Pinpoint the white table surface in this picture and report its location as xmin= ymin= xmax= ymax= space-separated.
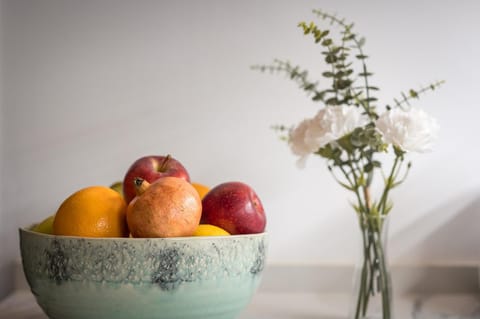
xmin=1 ymin=289 xmax=480 ymax=319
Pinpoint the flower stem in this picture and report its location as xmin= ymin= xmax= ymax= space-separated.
xmin=355 ymin=225 xmax=369 ymax=319
xmin=354 ymin=214 xmax=391 ymax=319
xmin=374 ymin=231 xmax=391 ymax=319
xmin=378 ymin=155 xmax=400 ymax=215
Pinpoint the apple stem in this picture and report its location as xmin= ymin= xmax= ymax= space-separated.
xmin=133 ymin=177 xmax=150 ymax=196
xmin=158 ymin=154 xmax=172 ymax=172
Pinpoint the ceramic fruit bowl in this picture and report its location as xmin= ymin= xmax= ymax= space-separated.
xmin=19 ymin=228 xmax=267 ymax=319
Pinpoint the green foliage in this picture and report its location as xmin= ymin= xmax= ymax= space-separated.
xmin=251 ymin=60 xmax=324 ymax=101
xmin=390 ymin=80 xmax=445 ymax=109
xmin=253 ymin=9 xmax=442 ymax=219
xmin=254 ymin=10 xmax=381 ymax=120
xmin=271 ymin=124 xmax=290 ymax=141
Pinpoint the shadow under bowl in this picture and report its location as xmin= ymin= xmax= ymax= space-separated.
xmin=19 ymin=228 xmax=267 ymax=319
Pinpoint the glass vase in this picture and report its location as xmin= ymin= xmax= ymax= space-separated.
xmin=349 ymin=214 xmax=392 ymax=319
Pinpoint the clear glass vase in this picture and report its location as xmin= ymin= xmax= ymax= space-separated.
xmin=349 ymin=214 xmax=392 ymax=319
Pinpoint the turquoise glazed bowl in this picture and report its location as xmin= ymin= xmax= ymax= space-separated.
xmin=19 ymin=228 xmax=267 ymax=319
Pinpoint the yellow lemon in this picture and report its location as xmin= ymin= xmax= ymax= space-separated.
xmin=193 ymin=224 xmax=230 ymax=236
xmin=110 ymin=181 xmax=123 ymax=197
xmin=53 ymin=186 xmax=128 ymax=238
xmin=191 ymin=182 xmax=210 ymax=200
xmin=32 ymin=215 xmax=55 ymax=234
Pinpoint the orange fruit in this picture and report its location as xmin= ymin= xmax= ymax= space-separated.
xmin=193 ymin=224 xmax=230 ymax=236
xmin=127 ymin=177 xmax=202 ymax=238
xmin=191 ymin=182 xmax=210 ymax=199
xmin=53 ymin=186 xmax=128 ymax=238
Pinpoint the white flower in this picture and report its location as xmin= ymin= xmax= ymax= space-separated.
xmin=376 ymin=107 xmax=439 ymax=153
xmin=289 ymin=105 xmax=369 ymax=166
xmin=289 ymin=118 xmax=316 ymax=159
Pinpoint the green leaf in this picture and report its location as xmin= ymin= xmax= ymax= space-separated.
xmin=364 ymin=163 xmax=374 ymax=173
xmin=358 ymin=37 xmax=366 ymax=47
xmin=350 ymin=137 xmax=363 ymax=148
xmin=312 ymin=92 xmax=325 ymax=101
xmin=359 ymin=72 xmax=373 ymax=77
xmin=337 ymin=181 xmax=354 ymax=191
xmin=331 ymin=46 xmax=342 ymax=54
xmin=351 ymin=204 xmax=362 ymax=213
xmin=322 ymin=71 xmax=335 ymax=78
xmin=303 ymin=83 xmax=316 ymax=91
xmin=335 ymin=62 xmax=352 ymax=69
xmin=321 ymin=30 xmax=330 ymax=37
xmin=334 ymin=79 xmax=352 ymax=90
xmin=317 ymin=145 xmax=334 ymax=159
xmin=338 ymin=134 xmax=354 ymax=153
xmin=384 ymin=201 xmax=393 ymax=214
xmin=325 ymin=54 xmax=337 ymax=64
xmin=356 ymin=175 xmax=366 ymax=187
xmin=393 ymin=145 xmax=405 ymax=157
xmin=271 ymin=124 xmax=289 ymax=132
xmin=356 ymin=54 xmax=368 ymax=59
xmin=322 ymin=38 xmax=333 ymax=46
xmin=400 ymin=92 xmax=410 ymax=105
xmin=326 ymin=97 xmax=339 ymax=105
xmin=370 ymin=205 xmax=379 ymax=217
xmin=298 ymin=21 xmax=309 ymax=34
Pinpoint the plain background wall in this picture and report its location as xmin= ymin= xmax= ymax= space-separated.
xmin=1 ymin=0 xmax=480 ymax=299
xmin=0 ymin=2 xmax=8 ymax=299
xmin=0 ymin=0 xmax=7 ymax=300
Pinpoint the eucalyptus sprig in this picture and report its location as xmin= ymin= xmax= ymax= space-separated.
xmin=251 ymin=60 xmax=324 ymax=101
xmin=390 ymin=80 xmax=445 ymax=110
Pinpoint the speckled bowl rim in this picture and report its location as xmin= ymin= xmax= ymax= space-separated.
xmin=19 ymin=227 xmax=268 ymax=242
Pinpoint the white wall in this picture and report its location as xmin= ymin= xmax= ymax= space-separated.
xmin=1 ymin=0 xmax=480 ymax=297
xmin=0 ymin=0 xmax=9 ymax=300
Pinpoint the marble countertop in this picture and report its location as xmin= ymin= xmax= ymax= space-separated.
xmin=241 ymin=292 xmax=480 ymax=319
xmin=1 ymin=289 xmax=479 ymax=319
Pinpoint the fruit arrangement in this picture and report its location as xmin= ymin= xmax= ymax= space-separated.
xmin=31 ymin=154 xmax=267 ymax=238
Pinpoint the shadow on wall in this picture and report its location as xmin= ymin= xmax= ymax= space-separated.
xmin=391 ymin=189 xmax=480 ymax=264
xmin=0 ymin=261 xmax=15 ymax=301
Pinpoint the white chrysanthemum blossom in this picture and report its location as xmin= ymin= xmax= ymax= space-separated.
xmin=289 ymin=118 xmax=315 ymax=159
xmin=376 ymin=107 xmax=439 ymax=153
xmin=289 ymin=105 xmax=369 ymax=166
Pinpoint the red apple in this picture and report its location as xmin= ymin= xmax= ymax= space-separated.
xmin=123 ymin=155 xmax=190 ymax=203
xmin=201 ymin=182 xmax=266 ymax=234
